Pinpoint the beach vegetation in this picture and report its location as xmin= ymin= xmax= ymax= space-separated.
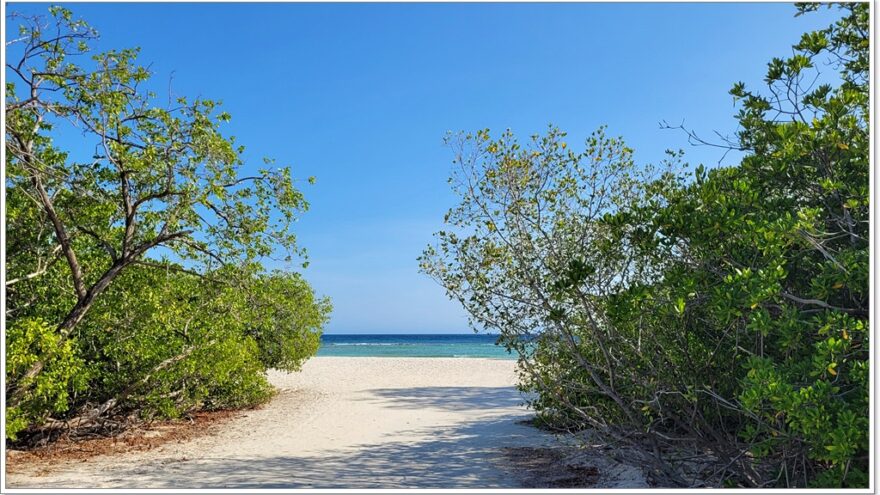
xmin=422 ymin=3 xmax=868 ymax=487
xmin=5 ymin=7 xmax=330 ymax=441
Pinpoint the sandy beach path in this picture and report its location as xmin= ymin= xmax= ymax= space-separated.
xmin=6 ymin=357 xmax=555 ymax=489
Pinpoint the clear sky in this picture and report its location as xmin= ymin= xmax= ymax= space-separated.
xmin=7 ymin=2 xmax=841 ymax=334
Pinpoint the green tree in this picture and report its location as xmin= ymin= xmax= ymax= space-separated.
xmin=420 ymin=124 xmax=669 ymax=449
xmin=5 ymin=7 xmax=329 ymax=439
xmin=423 ymin=3 xmax=868 ymax=487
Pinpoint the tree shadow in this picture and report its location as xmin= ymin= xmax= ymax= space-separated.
xmin=10 ymin=385 xmax=558 ymax=489
xmin=361 ymin=386 xmax=528 ymax=411
xmin=18 ymin=414 xmax=552 ymax=489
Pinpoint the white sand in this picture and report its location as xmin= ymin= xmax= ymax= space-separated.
xmin=6 ymin=357 xmax=560 ymax=489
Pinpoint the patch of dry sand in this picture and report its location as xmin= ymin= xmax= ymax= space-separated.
xmin=5 ymin=357 xmax=647 ymax=489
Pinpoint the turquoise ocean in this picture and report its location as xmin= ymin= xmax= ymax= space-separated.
xmin=317 ymin=334 xmax=516 ymax=359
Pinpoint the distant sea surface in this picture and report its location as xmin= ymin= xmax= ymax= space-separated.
xmin=317 ymin=334 xmax=516 ymax=359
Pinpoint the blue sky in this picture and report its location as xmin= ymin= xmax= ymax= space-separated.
xmin=7 ymin=3 xmax=841 ymax=334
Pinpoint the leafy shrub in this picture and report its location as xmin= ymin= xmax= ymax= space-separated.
xmin=69 ymin=265 xmax=329 ymax=424
xmin=424 ymin=4 xmax=868 ymax=487
xmin=5 ymin=318 xmax=88 ymax=440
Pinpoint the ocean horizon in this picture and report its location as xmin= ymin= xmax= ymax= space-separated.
xmin=317 ymin=333 xmax=516 ymax=359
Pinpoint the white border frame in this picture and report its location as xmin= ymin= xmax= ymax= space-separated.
xmin=0 ymin=1 xmax=875 ymax=493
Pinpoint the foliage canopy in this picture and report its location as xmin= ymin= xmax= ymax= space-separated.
xmin=422 ymin=3 xmax=869 ymax=487
xmin=5 ymin=7 xmax=330 ymax=440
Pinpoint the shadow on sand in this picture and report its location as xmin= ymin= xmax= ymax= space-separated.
xmin=362 ymin=386 xmax=527 ymax=411
xmin=62 ymin=417 xmax=543 ymax=489
xmin=13 ymin=386 xmax=551 ymax=489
